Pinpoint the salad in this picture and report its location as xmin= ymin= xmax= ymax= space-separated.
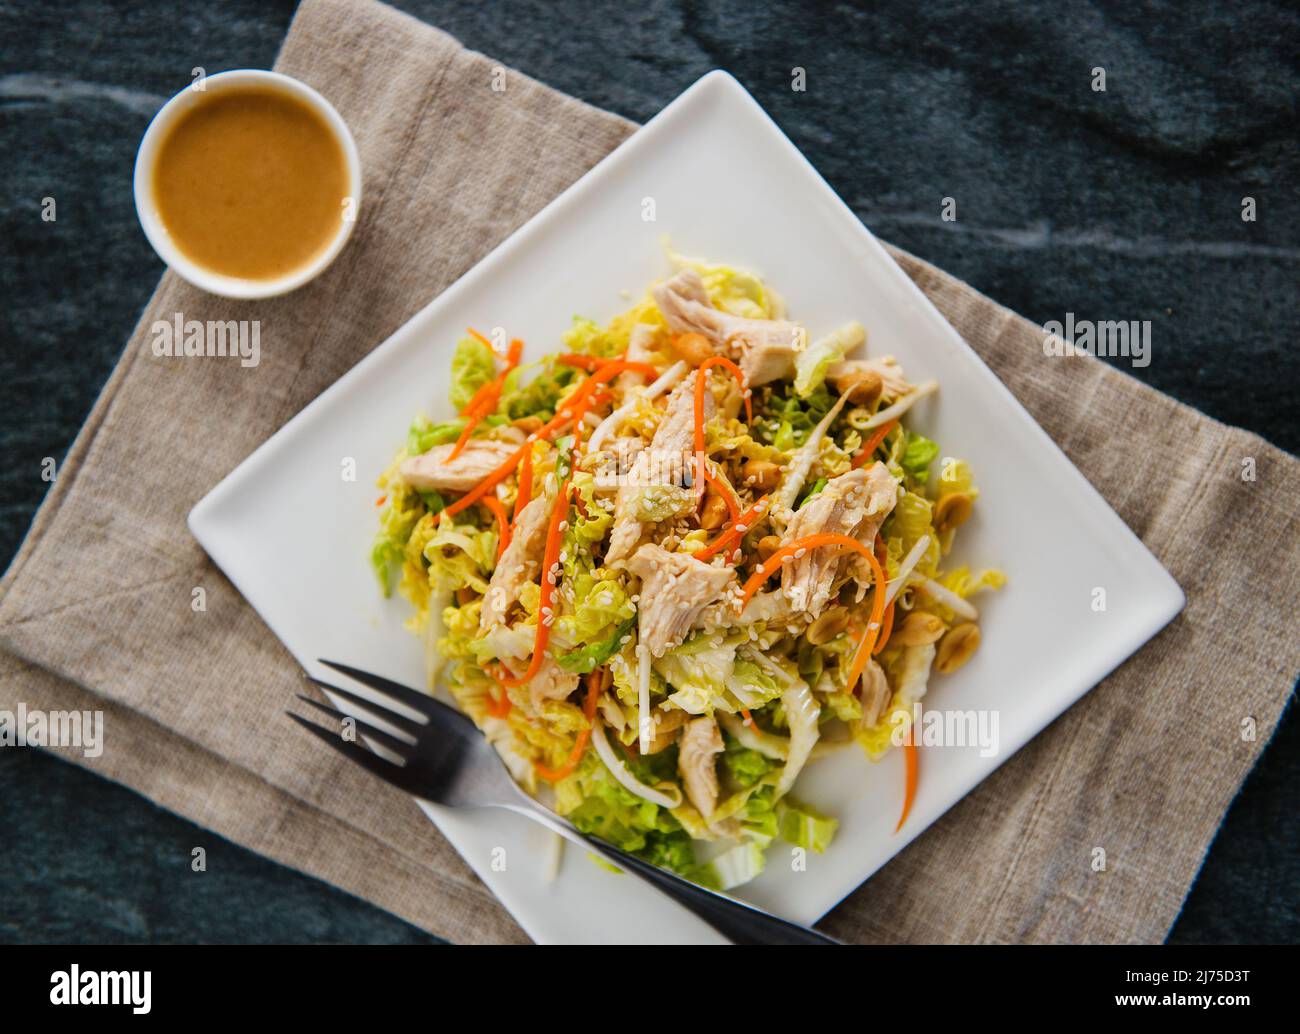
xmin=372 ymin=251 xmax=1003 ymax=889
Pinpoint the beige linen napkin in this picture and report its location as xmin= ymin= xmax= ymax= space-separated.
xmin=2 ymin=0 xmax=1296 ymax=945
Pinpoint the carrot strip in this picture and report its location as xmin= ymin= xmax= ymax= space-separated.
xmin=466 ymin=326 xmax=501 ymax=358
xmin=442 ymin=362 xmax=650 ymax=518
xmin=845 ymin=549 xmax=888 ymax=689
xmin=695 ymin=495 xmax=770 ymax=561
xmin=449 ymin=338 xmax=525 ymax=459
xmin=481 ymin=496 xmax=510 ymax=557
xmin=557 ymin=352 xmax=624 ymax=371
xmin=896 ymin=737 xmax=918 ymax=832
xmin=736 ymin=532 xmax=866 ymax=609
xmin=499 ymin=480 xmax=571 ymax=687
xmin=535 ymin=668 xmax=602 ymax=781
xmin=374 ymin=494 xmax=387 ymax=507
xmin=852 ymin=419 xmax=898 ymax=469
xmin=693 ymin=356 xmax=751 ymax=506
xmin=873 ymin=601 xmax=896 ymax=656
xmin=736 ymin=532 xmax=886 ymax=688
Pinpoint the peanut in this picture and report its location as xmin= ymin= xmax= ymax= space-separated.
xmin=511 ymin=415 xmax=544 ymax=434
xmin=742 ymin=459 xmax=782 ymax=492
xmin=833 ymin=367 xmax=883 ymax=406
xmin=890 ymin=610 xmax=946 ymax=646
xmin=671 ymin=332 xmax=716 ymax=367
xmin=935 ymin=622 xmax=980 ymax=673
xmin=933 ymin=492 xmax=974 ymax=532
xmin=699 ymin=491 xmax=730 ymax=530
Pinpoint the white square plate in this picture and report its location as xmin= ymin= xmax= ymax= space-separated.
xmin=190 ymin=71 xmax=1184 ymax=944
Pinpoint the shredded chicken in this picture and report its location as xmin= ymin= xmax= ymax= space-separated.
xmin=858 ymin=657 xmax=892 ymax=727
xmin=590 ymin=434 xmax=645 ymax=493
xmin=478 ymin=493 xmax=550 ymax=635
xmin=498 ymin=653 xmax=580 ymax=714
xmin=606 ymin=373 xmax=708 ymax=563
xmin=626 ymin=543 xmax=737 ymax=657
xmin=651 ymin=269 xmax=801 ymax=386
xmin=678 ymin=716 xmax=723 ymax=818
xmin=780 ymin=463 xmax=898 ymax=617
xmin=398 ymin=439 xmax=516 ymax=492
xmin=615 ymin=323 xmax=659 ymax=396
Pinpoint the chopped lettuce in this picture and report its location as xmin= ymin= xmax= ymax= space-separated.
xmin=900 ymin=431 xmax=940 ymax=485
xmin=776 ymin=798 xmax=838 ymax=853
xmin=794 ymin=322 xmax=863 ymax=398
xmin=756 ymin=382 xmax=834 ymax=451
xmin=569 ymin=471 xmax=614 ymax=544
xmin=555 ymin=751 xmax=693 ymax=874
xmin=695 ymin=840 xmax=766 ymax=891
xmin=407 ymin=414 xmax=465 ymax=456
xmin=498 ymin=359 xmax=580 ymax=421
xmin=448 ymin=335 xmax=496 ymax=411
xmin=422 ymin=516 xmax=497 ymax=594
xmin=940 ymin=565 xmax=1006 ymax=599
xmin=723 ymin=737 xmax=776 ymax=789
xmin=656 ymin=634 xmax=739 ymax=714
xmin=558 ymin=616 xmax=635 ymax=674
xmin=371 ymin=453 xmax=425 ymax=596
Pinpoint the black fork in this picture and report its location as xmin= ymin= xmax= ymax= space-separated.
xmin=290 ymin=660 xmax=838 ymax=945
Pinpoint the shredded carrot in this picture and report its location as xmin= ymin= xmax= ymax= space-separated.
xmin=374 ymin=494 xmax=387 ymax=507
xmin=693 ymin=356 xmax=751 ymax=505
xmin=481 ymin=496 xmax=510 ymax=557
xmin=696 ymin=495 xmax=770 ymax=562
xmin=741 ymin=707 xmax=756 ymax=728
xmin=737 ymin=532 xmax=862 ymax=609
xmin=845 ymin=550 xmax=888 ymax=690
xmin=499 ymin=480 xmax=571 ymax=687
xmin=563 ymin=360 xmax=652 ymax=452
xmin=449 ymin=338 xmax=525 ymax=460
xmin=535 ymin=668 xmax=602 ymax=782
xmin=466 ymin=325 xmax=500 ymax=357
xmin=852 ymin=419 xmax=898 ymax=469
xmin=557 ymin=352 xmax=624 ymax=371
xmin=737 ymin=532 xmax=886 ymax=686
xmin=873 ymin=601 xmax=896 ymax=656
xmin=871 ymin=536 xmax=894 ymax=655
xmin=896 ymin=736 xmax=918 ymax=832
xmin=442 ymin=362 xmax=650 ymax=518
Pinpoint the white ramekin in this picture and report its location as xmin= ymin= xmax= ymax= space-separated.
xmin=133 ymin=69 xmax=362 ymax=300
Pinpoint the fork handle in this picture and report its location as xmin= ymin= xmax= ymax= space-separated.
xmin=593 ymin=842 xmax=840 ymax=945
xmin=505 ymin=803 xmax=838 ymax=945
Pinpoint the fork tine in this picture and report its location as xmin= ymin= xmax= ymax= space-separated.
xmin=306 ymin=677 xmax=426 ymax=738
xmin=294 ymin=695 xmax=417 ymax=759
xmin=286 ymin=713 xmax=429 ymax=799
xmin=318 ymin=659 xmax=475 ymax=728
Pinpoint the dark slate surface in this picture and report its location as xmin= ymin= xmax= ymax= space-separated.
xmin=0 ymin=0 xmax=1296 ymax=944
